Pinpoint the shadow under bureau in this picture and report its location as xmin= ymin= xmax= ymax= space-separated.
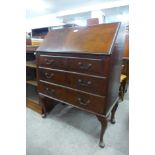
xmin=36 ymin=22 xmax=124 ymax=148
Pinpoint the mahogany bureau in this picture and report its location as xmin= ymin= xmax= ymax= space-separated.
xmin=36 ymin=22 xmax=124 ymax=148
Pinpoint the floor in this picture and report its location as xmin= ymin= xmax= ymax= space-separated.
xmin=26 ymin=92 xmax=129 ymax=155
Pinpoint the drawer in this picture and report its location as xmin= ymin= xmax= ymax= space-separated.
xmin=70 ymin=74 xmax=107 ymax=96
xmin=38 ymin=55 xmax=109 ymax=76
xmin=66 ymin=57 xmax=108 ymax=76
xmin=38 ymin=68 xmax=66 ymax=88
xmin=38 ymin=55 xmax=66 ymax=70
xmin=38 ymin=68 xmax=107 ymax=96
xmin=38 ymin=81 xmax=106 ymax=114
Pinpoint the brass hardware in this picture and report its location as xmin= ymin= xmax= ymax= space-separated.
xmin=78 ymin=98 xmax=90 ymax=106
xmin=78 ymin=62 xmax=92 ymax=70
xmin=78 ymin=79 xmax=92 ymax=87
xmin=45 ymin=88 xmax=55 ymax=94
xmin=45 ymin=59 xmax=54 ymax=65
xmin=45 ymin=72 xmax=54 ymax=79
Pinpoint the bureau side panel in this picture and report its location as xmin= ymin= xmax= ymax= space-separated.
xmin=105 ymin=34 xmax=124 ymax=114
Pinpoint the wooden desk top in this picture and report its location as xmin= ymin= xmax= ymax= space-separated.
xmin=37 ymin=22 xmax=120 ymax=54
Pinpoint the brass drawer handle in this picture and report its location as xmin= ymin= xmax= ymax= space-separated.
xmin=45 ymin=72 xmax=54 ymax=79
xmin=78 ymin=62 xmax=92 ymax=70
xmin=44 ymin=58 xmax=54 ymax=65
xmin=78 ymin=98 xmax=90 ymax=106
xmin=78 ymin=79 xmax=92 ymax=87
xmin=45 ymin=88 xmax=55 ymax=94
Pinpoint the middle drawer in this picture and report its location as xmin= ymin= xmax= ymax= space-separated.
xmin=38 ymin=68 xmax=107 ymax=96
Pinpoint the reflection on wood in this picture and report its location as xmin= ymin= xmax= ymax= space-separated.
xmin=26 ymin=61 xmax=36 ymax=68
xmin=26 ymin=80 xmax=37 ymax=86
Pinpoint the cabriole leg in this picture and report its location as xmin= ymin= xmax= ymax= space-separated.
xmin=96 ymin=115 xmax=108 ymax=148
xmin=110 ymin=102 xmax=119 ymax=124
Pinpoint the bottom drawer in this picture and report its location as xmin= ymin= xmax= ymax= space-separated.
xmin=38 ymin=81 xmax=106 ymax=114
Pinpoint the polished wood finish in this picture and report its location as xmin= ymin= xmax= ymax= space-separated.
xmin=96 ymin=115 xmax=108 ymax=148
xmin=37 ymin=23 xmax=120 ymax=54
xmin=26 ymin=61 xmax=36 ymax=68
xmin=38 ymin=55 xmax=110 ymax=76
xmin=123 ymin=26 xmax=129 ymax=58
xmin=26 ymin=80 xmax=37 ymax=86
xmin=26 ymin=45 xmax=38 ymax=52
xmin=38 ymin=81 xmax=106 ymax=114
xmin=38 ymin=68 xmax=107 ymax=96
xmin=110 ymin=101 xmax=119 ymax=124
xmin=26 ymin=99 xmax=42 ymax=113
xmin=40 ymin=96 xmax=57 ymax=117
xmin=36 ymin=22 xmax=124 ymax=147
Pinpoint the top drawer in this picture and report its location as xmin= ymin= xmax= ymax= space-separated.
xmin=38 ymin=55 xmax=109 ymax=76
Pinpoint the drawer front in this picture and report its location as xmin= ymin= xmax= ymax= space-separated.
xmin=38 ymin=68 xmax=107 ymax=96
xmin=38 ymin=68 xmax=66 ymax=88
xmin=69 ymin=73 xmax=107 ymax=96
xmin=38 ymin=55 xmax=66 ymax=70
xmin=38 ymin=55 xmax=109 ymax=76
xmin=38 ymin=81 xmax=106 ymax=114
xmin=66 ymin=58 xmax=107 ymax=76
